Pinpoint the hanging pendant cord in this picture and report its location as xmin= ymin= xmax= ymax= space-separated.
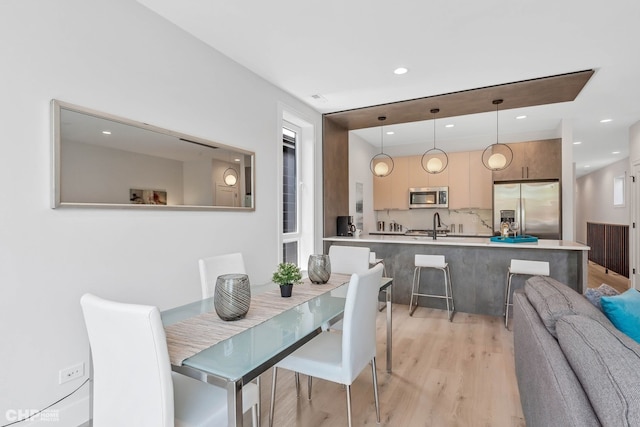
xmin=493 ymin=99 xmax=503 ymax=145
xmin=378 ymin=116 xmax=386 ymax=154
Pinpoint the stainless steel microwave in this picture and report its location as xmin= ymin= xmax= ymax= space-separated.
xmin=409 ymin=187 xmax=448 ymax=209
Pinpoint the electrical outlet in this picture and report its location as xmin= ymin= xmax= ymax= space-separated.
xmin=59 ymin=362 xmax=84 ymax=384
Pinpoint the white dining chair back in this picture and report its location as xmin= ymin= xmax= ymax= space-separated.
xmin=81 ymin=293 xmax=259 ymax=427
xmin=199 ymin=252 xmax=246 ymax=299
xmin=269 ymin=264 xmax=384 ymax=426
xmin=328 ymin=245 xmax=370 ymax=275
xmin=81 ymin=294 xmax=174 ymax=426
xmin=342 ymin=263 xmax=382 ymax=383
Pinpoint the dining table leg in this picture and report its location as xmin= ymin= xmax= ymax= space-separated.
xmin=386 ymin=285 xmax=392 ymax=373
xmin=227 ymin=379 xmax=243 ymax=427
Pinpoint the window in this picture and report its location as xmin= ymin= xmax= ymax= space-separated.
xmin=279 ymin=108 xmax=315 ymax=268
xmin=282 ymin=125 xmax=299 ymax=264
xmin=614 ymin=175 xmax=625 ymax=207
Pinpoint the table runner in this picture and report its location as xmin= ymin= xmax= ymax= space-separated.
xmin=165 ymin=273 xmax=350 ymax=365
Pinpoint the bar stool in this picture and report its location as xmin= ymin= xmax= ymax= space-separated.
xmin=409 ymin=254 xmax=455 ymax=321
xmin=504 ymin=259 xmax=550 ymax=329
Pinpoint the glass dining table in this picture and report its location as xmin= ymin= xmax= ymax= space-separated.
xmin=161 ymin=275 xmax=393 ymax=427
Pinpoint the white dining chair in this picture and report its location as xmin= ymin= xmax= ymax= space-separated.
xmin=80 ymin=293 xmax=259 ymax=427
xmin=269 ymin=263 xmax=384 ymax=427
xmin=328 ymin=245 xmax=372 ymax=327
xmin=328 ymin=245 xmax=371 ymax=275
xmin=199 ymin=252 xmax=246 ymax=299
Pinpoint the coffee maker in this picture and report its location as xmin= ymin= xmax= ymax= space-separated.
xmin=337 ymin=215 xmax=355 ymax=236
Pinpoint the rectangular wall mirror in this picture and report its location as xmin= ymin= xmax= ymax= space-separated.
xmin=52 ymin=100 xmax=255 ymax=210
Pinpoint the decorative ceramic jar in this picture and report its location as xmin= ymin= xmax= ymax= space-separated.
xmin=214 ymin=273 xmax=251 ymax=321
xmin=308 ymin=254 xmax=331 ymax=284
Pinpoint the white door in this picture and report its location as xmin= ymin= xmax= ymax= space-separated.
xmin=631 ymin=166 xmax=640 ymax=290
xmin=215 ymin=183 xmax=238 ymax=207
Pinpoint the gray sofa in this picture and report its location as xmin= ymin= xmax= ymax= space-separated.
xmin=513 ymin=276 xmax=640 ymax=427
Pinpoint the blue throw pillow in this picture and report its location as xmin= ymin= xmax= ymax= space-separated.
xmin=600 ymin=289 xmax=640 ymax=344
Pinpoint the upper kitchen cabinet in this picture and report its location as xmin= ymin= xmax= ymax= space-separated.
xmin=408 ymin=155 xmax=429 ymax=188
xmin=447 ymin=152 xmax=470 ymax=209
xmin=492 ymin=139 xmax=561 ymax=181
xmin=408 ymin=154 xmax=449 ymax=188
xmin=448 ymin=151 xmax=492 ymax=209
xmin=468 ymin=150 xmax=492 ymax=209
xmin=374 ymin=156 xmax=409 ymax=210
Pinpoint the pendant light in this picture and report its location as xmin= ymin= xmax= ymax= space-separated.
xmin=223 ymin=150 xmax=239 ymax=186
xmin=421 ymin=108 xmax=448 ymax=174
xmin=370 ymin=116 xmax=394 ymax=177
xmin=482 ymin=99 xmax=513 ymax=171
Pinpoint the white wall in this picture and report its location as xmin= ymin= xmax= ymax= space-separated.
xmin=575 ymin=157 xmax=630 ymax=243
xmin=62 ymin=141 xmax=185 ymax=204
xmin=348 ymin=133 xmax=377 ymax=234
xmin=0 ymin=0 xmax=321 ymax=425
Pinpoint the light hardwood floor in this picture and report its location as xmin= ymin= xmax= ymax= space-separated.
xmin=260 ymin=306 xmax=525 ymax=427
xmin=256 ymin=261 xmax=626 ymax=426
xmin=587 ymin=261 xmax=631 ymax=293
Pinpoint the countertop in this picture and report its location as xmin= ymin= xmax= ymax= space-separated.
xmin=324 ymin=234 xmax=590 ymax=251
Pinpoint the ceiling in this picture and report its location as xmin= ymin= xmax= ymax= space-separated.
xmin=136 ymin=0 xmax=640 ymax=177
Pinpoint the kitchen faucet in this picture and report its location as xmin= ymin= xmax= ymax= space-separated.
xmin=433 ymin=212 xmax=441 ymax=240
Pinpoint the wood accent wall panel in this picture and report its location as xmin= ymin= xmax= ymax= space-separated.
xmin=587 ymin=222 xmax=629 ymax=278
xmin=323 ymin=117 xmax=349 ymax=237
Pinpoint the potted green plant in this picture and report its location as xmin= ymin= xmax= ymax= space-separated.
xmin=272 ymin=262 xmax=303 ymax=297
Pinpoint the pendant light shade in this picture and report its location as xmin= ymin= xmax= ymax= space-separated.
xmin=421 ymin=108 xmax=448 ymax=174
xmin=223 ymin=150 xmax=239 ymax=186
xmin=482 ymin=99 xmax=513 ymax=171
xmin=223 ymin=167 xmax=238 ymax=186
xmin=370 ymin=116 xmax=394 ymax=177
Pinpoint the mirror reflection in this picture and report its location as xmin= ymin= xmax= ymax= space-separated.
xmin=52 ymin=100 xmax=254 ymax=210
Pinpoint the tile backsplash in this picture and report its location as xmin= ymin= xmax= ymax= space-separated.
xmin=374 ymin=208 xmax=493 ymax=235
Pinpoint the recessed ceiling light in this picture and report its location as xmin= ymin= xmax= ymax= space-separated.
xmin=573 ymin=141 xmax=582 ymax=145
xmin=234 ymin=158 xmax=241 ymax=162
xmin=102 ymin=131 xmax=111 ymax=135
xmin=600 ymin=118 xmax=612 ymax=123
xmin=386 ymin=131 xmax=395 ymax=135
xmin=612 ymin=151 xmax=620 ymax=154
xmin=393 ymin=67 xmax=408 ymax=75
xmin=445 ymin=124 xmax=454 ymax=128
xmin=585 ymin=165 xmax=591 ymax=168
xmin=516 ymin=115 xmax=527 ymax=120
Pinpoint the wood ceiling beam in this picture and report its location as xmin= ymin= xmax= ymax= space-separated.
xmin=323 ymin=69 xmax=594 ymax=130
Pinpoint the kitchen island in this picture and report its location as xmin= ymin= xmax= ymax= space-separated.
xmin=324 ymin=235 xmax=589 ymax=317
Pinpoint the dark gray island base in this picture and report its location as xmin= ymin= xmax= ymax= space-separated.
xmin=324 ymin=236 xmax=589 ymax=317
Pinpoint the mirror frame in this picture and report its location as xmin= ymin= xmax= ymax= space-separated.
xmin=51 ymin=100 xmax=255 ymax=211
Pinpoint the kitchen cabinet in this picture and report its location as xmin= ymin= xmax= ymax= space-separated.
xmin=468 ymin=150 xmax=492 ymax=209
xmin=492 ymin=139 xmax=561 ymax=181
xmin=448 ymin=150 xmax=492 ymax=209
xmin=427 ymin=159 xmax=449 ymax=187
xmin=408 ymin=155 xmax=429 ymax=188
xmin=373 ymin=156 xmax=409 ymax=210
xmin=447 ymin=152 xmax=470 ymax=209
xmin=408 ymin=154 xmax=449 ymax=188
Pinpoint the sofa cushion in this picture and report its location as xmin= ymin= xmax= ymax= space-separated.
xmin=600 ymin=289 xmax=640 ymax=343
xmin=557 ymin=315 xmax=640 ymax=426
xmin=513 ymin=291 xmax=600 ymax=427
xmin=524 ymin=276 xmax=609 ymax=338
xmin=584 ymin=283 xmax=620 ymax=310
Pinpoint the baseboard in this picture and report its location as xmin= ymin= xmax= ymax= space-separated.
xmin=14 ymin=386 xmax=90 ymax=427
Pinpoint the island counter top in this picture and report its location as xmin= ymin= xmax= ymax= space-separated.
xmin=324 ymin=235 xmax=589 ymax=251
xmin=323 ymin=235 xmax=589 ymax=316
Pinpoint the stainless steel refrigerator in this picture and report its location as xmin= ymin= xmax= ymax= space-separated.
xmin=493 ymin=181 xmax=561 ymax=239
